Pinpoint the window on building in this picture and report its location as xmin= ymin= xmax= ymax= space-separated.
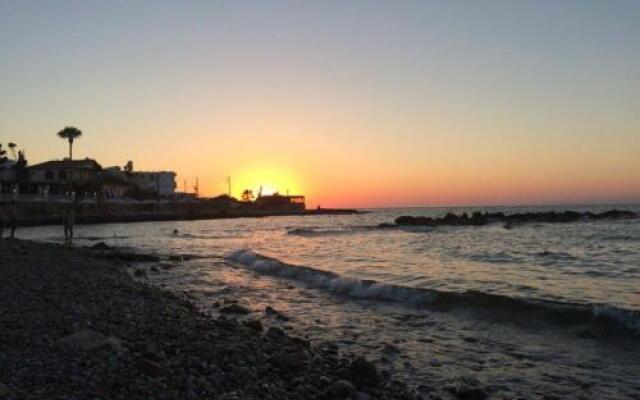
xmin=45 ymin=170 xmax=54 ymax=180
xmin=59 ymin=171 xmax=67 ymax=180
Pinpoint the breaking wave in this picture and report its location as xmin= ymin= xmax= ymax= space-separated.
xmin=226 ymin=249 xmax=640 ymax=337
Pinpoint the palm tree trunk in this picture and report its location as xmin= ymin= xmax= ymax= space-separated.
xmin=68 ymin=139 xmax=73 ymax=160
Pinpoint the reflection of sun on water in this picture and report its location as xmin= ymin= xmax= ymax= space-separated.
xmin=233 ymin=165 xmax=304 ymax=199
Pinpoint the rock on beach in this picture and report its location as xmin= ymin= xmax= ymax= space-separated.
xmin=56 ymin=329 xmax=124 ymax=353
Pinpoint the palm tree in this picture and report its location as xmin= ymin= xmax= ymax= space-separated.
xmin=124 ymin=160 xmax=134 ymax=175
xmin=57 ymin=127 xmax=83 ymax=160
xmin=241 ymin=189 xmax=255 ymax=202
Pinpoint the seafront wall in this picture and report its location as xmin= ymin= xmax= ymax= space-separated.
xmin=1 ymin=200 xmax=359 ymax=227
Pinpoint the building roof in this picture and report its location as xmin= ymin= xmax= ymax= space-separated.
xmin=130 ymin=171 xmax=176 ymax=175
xmin=29 ymin=159 xmax=102 ymax=170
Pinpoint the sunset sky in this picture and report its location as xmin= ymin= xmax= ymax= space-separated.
xmin=1 ymin=1 xmax=638 ymax=208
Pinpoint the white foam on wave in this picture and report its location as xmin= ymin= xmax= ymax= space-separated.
xmin=226 ymin=249 xmax=434 ymax=305
xmin=226 ymin=250 xmax=640 ymax=337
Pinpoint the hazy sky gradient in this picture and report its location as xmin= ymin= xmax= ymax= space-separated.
xmin=1 ymin=0 xmax=638 ymax=207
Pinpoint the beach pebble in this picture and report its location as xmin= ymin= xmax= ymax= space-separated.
xmin=219 ymin=304 xmax=251 ymax=314
xmin=105 ymin=336 xmax=126 ymax=354
xmin=269 ymin=350 xmax=309 ymax=370
xmin=348 ymin=356 xmax=380 ymax=388
xmin=56 ymin=329 xmax=112 ymax=352
xmin=381 ymin=343 xmax=400 ymax=354
xmin=451 ymin=387 xmax=487 ymax=399
xmin=265 ymin=305 xmax=290 ymax=321
xmin=265 ymin=326 xmax=286 ymax=340
xmin=135 ymin=358 xmax=165 ymax=377
xmin=448 ymin=379 xmax=487 ymax=400
xmin=355 ymin=391 xmax=372 ymax=400
xmin=325 ymin=380 xmax=356 ymax=399
xmin=0 ymin=382 xmax=9 ymax=397
xmin=243 ymin=319 xmax=263 ymax=332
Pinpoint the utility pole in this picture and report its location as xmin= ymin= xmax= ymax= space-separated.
xmin=227 ymin=176 xmax=231 ymax=197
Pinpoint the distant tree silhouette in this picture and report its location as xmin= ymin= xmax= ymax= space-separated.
xmin=14 ymin=151 xmax=28 ymax=183
xmin=124 ymin=160 xmax=134 ymax=175
xmin=15 ymin=151 xmax=27 ymax=168
xmin=241 ymin=189 xmax=255 ymax=202
xmin=56 ymin=127 xmax=83 ymax=160
xmin=0 ymin=144 xmax=7 ymax=164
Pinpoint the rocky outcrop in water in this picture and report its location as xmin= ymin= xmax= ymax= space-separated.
xmin=394 ymin=209 xmax=636 ymax=227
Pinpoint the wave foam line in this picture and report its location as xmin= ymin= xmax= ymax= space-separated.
xmin=225 ymin=250 xmax=640 ymax=337
xmin=227 ymin=249 xmax=435 ymax=305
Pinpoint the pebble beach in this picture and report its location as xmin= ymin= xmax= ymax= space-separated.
xmin=0 ymin=239 xmax=421 ymax=400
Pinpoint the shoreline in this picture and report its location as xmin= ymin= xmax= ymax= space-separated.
xmin=0 ymin=239 xmax=420 ymax=400
xmin=11 ymin=208 xmax=362 ymax=228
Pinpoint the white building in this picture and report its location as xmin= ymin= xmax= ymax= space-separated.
xmin=28 ymin=159 xmax=102 ymax=185
xmin=128 ymin=171 xmax=177 ymax=197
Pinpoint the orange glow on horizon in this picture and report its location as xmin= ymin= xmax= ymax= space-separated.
xmin=229 ymin=164 xmax=305 ymax=200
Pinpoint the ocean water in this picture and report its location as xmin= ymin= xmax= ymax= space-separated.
xmin=20 ymin=205 xmax=640 ymax=399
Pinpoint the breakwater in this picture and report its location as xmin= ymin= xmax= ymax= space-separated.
xmin=394 ymin=209 xmax=636 ymax=227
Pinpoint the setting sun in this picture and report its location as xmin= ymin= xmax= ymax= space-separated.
xmin=232 ymin=164 xmax=304 ymax=199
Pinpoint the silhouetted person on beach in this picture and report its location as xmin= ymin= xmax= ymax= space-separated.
xmin=63 ymin=208 xmax=75 ymax=243
xmin=8 ymin=200 xmax=17 ymax=239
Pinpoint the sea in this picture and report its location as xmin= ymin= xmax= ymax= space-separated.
xmin=20 ymin=204 xmax=640 ymax=399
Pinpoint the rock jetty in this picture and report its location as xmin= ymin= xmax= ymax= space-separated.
xmin=0 ymin=239 xmax=419 ymax=400
xmin=394 ymin=209 xmax=636 ymax=227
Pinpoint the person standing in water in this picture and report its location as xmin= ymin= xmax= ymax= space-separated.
xmin=63 ymin=207 xmax=75 ymax=243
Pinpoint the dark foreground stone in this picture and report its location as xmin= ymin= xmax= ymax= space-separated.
xmin=0 ymin=240 xmax=420 ymax=400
